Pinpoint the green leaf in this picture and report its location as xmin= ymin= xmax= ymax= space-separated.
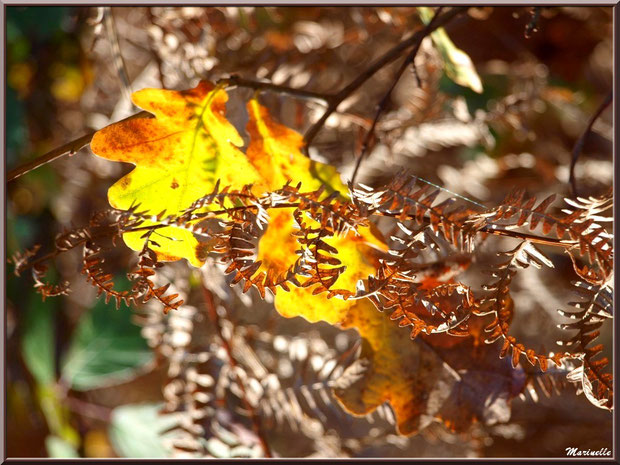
xmin=36 ymin=384 xmax=80 ymax=448
xmin=418 ymin=7 xmax=483 ymax=94
xmin=60 ymin=295 xmax=152 ymax=391
xmin=21 ymin=296 xmax=55 ymax=385
xmin=109 ymin=403 xmax=176 ymax=458
xmin=45 ymin=435 xmax=80 ymax=458
xmin=20 ymin=299 xmax=81 ymax=448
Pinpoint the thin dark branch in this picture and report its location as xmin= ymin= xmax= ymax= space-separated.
xmin=63 ymin=396 xmax=113 ymax=422
xmin=8 ymin=132 xmax=93 ymax=182
xmin=303 ymin=6 xmax=468 ymax=151
xmin=350 ymin=7 xmax=445 ymax=185
xmin=201 ymin=284 xmax=273 ymax=458
xmin=223 ymin=74 xmax=333 ymax=103
xmin=569 ymin=90 xmax=613 ymax=198
xmin=7 ymin=111 xmax=150 ymax=183
xmin=524 ymin=6 xmax=543 ymax=38
xmin=147 ymin=7 xmax=166 ymax=88
xmin=411 ymin=60 xmax=422 ymax=88
xmin=479 ymin=226 xmax=575 ymax=248
xmin=104 ymin=7 xmax=133 ymax=102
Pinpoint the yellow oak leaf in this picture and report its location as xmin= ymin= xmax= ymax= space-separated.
xmin=256 ymin=206 xmax=462 ymax=435
xmin=246 ymin=97 xmax=346 ymax=193
xmin=90 ymin=84 xmax=496 ymax=436
xmin=90 ymin=81 xmax=265 ymax=266
xmin=246 ymin=96 xmax=385 ymax=249
xmin=247 ymin=99 xmax=463 ymax=435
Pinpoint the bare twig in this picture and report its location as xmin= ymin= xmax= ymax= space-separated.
xmin=201 ymin=284 xmax=273 ymax=458
xmin=7 ymin=111 xmax=150 ymax=183
xmin=350 ymin=7 xmax=445 ymax=185
xmin=479 ymin=226 xmax=576 ymax=248
xmin=57 ymin=379 xmax=113 ymax=422
xmin=568 ymin=90 xmax=612 ymax=198
xmin=63 ymin=396 xmax=113 ymax=422
xmin=411 ymin=61 xmax=422 ymax=88
xmin=7 ymin=132 xmax=94 ymax=182
xmin=104 ymin=7 xmax=133 ymax=102
xmin=147 ymin=7 xmax=166 ymax=88
xmin=303 ymin=6 xmax=468 ymax=151
xmin=224 ymin=74 xmax=333 ymax=103
xmin=524 ymin=6 xmax=543 ymax=38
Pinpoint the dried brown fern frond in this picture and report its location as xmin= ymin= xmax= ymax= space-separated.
xmin=220 ymin=323 xmax=395 ymax=441
xmin=181 ymin=184 xmax=299 ymax=299
xmin=129 ymin=233 xmax=184 ymax=313
xmin=356 ymin=224 xmax=473 ymax=340
xmin=257 ymin=182 xmax=369 ymax=300
xmin=353 ymin=218 xmax=450 ymax=305
xmin=133 ymin=292 xmax=221 ymax=457
xmin=368 ymin=281 xmax=438 ymax=340
xmin=208 ymin=182 xmax=368 ymax=300
xmin=566 ymin=357 xmax=613 ymax=411
xmin=82 ymin=241 xmax=134 ymax=309
xmin=519 ymin=360 xmax=580 ymax=404
xmin=10 ymin=207 xmax=145 ymax=302
xmin=376 ymin=220 xmax=471 ymax=285
xmin=254 ymin=338 xmax=362 ymax=434
xmin=53 ymin=225 xmax=93 ymax=252
xmin=215 ymin=219 xmax=303 ymax=299
xmin=80 ymin=209 xmax=140 ymax=307
xmin=366 ymin=278 xmax=474 ymax=340
xmin=121 ymin=183 xmax=265 ymax=245
xmin=476 ymin=241 xmax=569 ymax=371
xmin=161 ymin=353 xmax=217 ymax=456
xmin=191 ymin=184 xmax=266 ymax=227
xmin=558 ymin=280 xmax=613 ymax=410
xmin=292 ymin=211 xmax=351 ymax=299
xmin=562 ymin=190 xmax=613 ymax=223
xmin=279 ymin=183 xmax=367 ymax=237
xmin=425 ymin=283 xmax=476 ymax=337
xmin=31 ymin=263 xmax=70 ymax=300
xmin=383 ymin=224 xmax=443 ymax=277
xmin=352 ymin=174 xmax=483 ymax=252
xmin=561 ymin=192 xmax=613 ymax=285
xmin=10 ymin=225 xmax=91 ymax=300
xmin=482 ymin=189 xmax=613 ymax=284
xmin=9 ymin=245 xmax=41 ymax=277
xmin=557 ymin=280 xmax=613 ymax=322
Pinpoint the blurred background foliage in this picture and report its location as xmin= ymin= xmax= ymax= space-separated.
xmin=6 ymin=6 xmax=613 ymax=458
